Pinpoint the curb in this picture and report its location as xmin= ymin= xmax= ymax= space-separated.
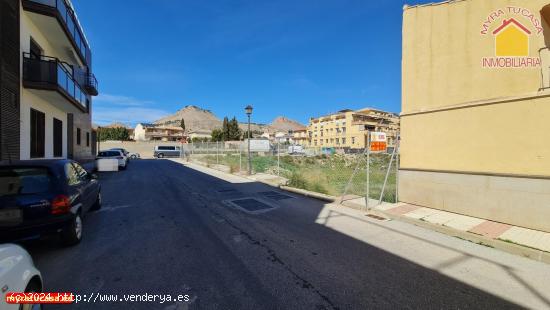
xmin=350 ymin=204 xmax=550 ymax=264
xmin=279 ymin=186 xmax=337 ymax=202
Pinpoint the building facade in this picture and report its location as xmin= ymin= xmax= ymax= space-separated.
xmin=401 ymin=0 xmax=550 ymax=232
xmin=134 ymin=123 xmax=184 ymax=142
xmin=0 ymin=0 xmax=98 ymax=163
xmin=292 ymin=129 xmax=308 ymax=146
xmin=306 ymin=108 xmax=399 ymax=149
xmin=187 ymin=129 xmax=212 ymax=141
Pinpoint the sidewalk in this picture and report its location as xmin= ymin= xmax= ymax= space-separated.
xmin=339 ymin=197 xmax=550 ymax=263
xmin=174 ymin=158 xmax=550 ymax=263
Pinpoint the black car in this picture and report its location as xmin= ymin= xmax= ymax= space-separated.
xmin=0 ymin=160 xmax=101 ymax=245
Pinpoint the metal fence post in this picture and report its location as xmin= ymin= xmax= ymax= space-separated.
xmin=378 ymin=140 xmax=397 ymax=205
xmin=277 ymin=141 xmax=280 ymax=176
xmin=365 ymin=131 xmax=370 ymax=211
xmin=395 ymin=135 xmax=400 ymax=203
xmin=239 ymin=144 xmax=242 ymax=173
xmin=217 ymin=141 xmax=219 ymax=165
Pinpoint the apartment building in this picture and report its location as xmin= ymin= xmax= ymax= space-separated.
xmin=306 ymin=108 xmax=399 ymax=150
xmin=401 ymin=0 xmax=550 ymax=232
xmin=134 ymin=123 xmax=184 ymax=142
xmin=292 ymin=129 xmax=308 ymax=146
xmin=0 ymin=0 xmax=98 ymax=163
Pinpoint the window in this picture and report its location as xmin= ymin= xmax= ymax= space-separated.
xmin=86 ymin=132 xmax=90 ymax=147
xmin=53 ymin=118 xmax=63 ymax=157
xmin=30 ymin=109 xmax=45 ymax=158
xmin=342 ymin=138 xmax=346 ymax=144
xmin=98 ymin=151 xmax=121 ymax=157
xmin=72 ymin=163 xmax=88 ymax=181
xmin=65 ymin=163 xmax=81 ymax=186
xmin=76 ymin=128 xmax=81 ymax=145
xmin=0 ymin=167 xmax=52 ymax=196
xmin=342 ymin=127 xmax=347 ymax=133
xmin=158 ymin=146 xmax=175 ymax=150
xmin=352 ymin=137 xmax=355 ymax=144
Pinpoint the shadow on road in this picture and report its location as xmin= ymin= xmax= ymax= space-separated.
xmin=20 ymin=159 xmax=533 ymax=309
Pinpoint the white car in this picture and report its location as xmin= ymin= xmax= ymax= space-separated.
xmin=0 ymin=244 xmax=43 ymax=310
xmin=97 ymin=150 xmax=127 ymax=170
xmin=108 ymin=148 xmax=130 ymax=164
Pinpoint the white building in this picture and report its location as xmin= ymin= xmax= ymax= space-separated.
xmin=0 ymin=0 xmax=98 ymax=163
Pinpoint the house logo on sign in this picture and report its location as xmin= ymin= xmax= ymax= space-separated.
xmin=480 ymin=7 xmax=543 ymax=68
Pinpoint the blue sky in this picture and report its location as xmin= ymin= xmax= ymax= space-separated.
xmin=73 ymin=0 xmax=432 ymax=126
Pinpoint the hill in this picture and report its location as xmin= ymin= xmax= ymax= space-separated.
xmin=152 ymin=105 xmax=305 ymax=134
xmin=268 ymin=116 xmax=306 ymax=132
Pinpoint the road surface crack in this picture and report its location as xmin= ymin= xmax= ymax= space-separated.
xmin=192 ymin=192 xmax=340 ymax=310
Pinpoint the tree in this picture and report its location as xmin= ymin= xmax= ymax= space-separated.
xmin=222 ymin=117 xmax=230 ymax=141
xmin=228 ymin=117 xmax=242 ymax=140
xmin=97 ymin=127 xmax=130 ymax=141
xmin=180 ymin=118 xmax=186 ymax=132
xmin=211 ymin=129 xmax=224 ymax=142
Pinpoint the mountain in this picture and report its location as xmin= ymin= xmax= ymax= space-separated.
xmin=151 ymin=105 xmax=306 ymax=134
xmin=154 ymin=105 xmax=222 ymax=131
xmin=268 ymin=116 xmax=306 ymax=132
xmin=153 ymin=105 xmax=267 ymax=132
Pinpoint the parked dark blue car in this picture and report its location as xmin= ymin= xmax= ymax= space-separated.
xmin=0 ymin=159 xmax=101 ymax=245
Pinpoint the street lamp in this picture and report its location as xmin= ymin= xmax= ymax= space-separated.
xmin=245 ymin=105 xmax=253 ymax=175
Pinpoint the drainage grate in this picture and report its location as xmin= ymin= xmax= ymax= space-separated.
xmin=259 ymin=191 xmax=293 ymax=201
xmin=224 ymin=198 xmax=277 ymax=214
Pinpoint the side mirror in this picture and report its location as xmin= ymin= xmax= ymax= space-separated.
xmin=90 ymin=173 xmax=98 ymax=180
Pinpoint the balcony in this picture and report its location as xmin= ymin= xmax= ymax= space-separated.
xmin=23 ymin=52 xmax=88 ymax=112
xmin=22 ymin=0 xmax=91 ymax=67
xmin=84 ymin=73 xmax=98 ymax=96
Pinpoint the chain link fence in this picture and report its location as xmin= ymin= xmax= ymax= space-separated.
xmin=184 ymin=140 xmax=399 ymax=204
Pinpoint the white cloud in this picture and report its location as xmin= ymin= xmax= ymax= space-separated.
xmin=95 ymin=94 xmax=154 ymax=106
xmin=92 ymin=107 xmax=170 ymax=126
xmin=92 ymin=93 xmax=169 ymax=126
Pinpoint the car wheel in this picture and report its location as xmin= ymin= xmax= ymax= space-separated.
xmin=157 ymin=153 xmax=164 ymax=158
xmin=60 ymin=212 xmax=83 ymax=246
xmin=21 ymin=280 xmax=42 ymax=310
xmin=91 ymin=192 xmax=102 ymax=211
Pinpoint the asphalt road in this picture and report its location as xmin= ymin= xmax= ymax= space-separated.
xmin=22 ymin=159 xmax=548 ymax=309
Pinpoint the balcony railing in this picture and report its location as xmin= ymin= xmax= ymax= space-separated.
xmin=23 ymin=52 xmax=87 ymax=110
xmin=84 ymin=72 xmax=98 ymax=96
xmin=25 ymin=0 xmax=91 ymax=66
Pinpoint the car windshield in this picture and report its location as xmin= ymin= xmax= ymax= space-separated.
xmin=98 ymin=151 xmax=120 ymax=157
xmin=0 ymin=167 xmax=52 ymax=196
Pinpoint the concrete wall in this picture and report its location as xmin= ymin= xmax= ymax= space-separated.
xmin=400 ymin=94 xmax=550 ymax=176
xmin=399 ymin=170 xmax=550 ymax=233
xmin=100 ymin=141 xmax=182 ymax=158
xmin=71 ymin=110 xmax=93 ymax=160
xmin=401 ymin=0 xmax=550 ymax=232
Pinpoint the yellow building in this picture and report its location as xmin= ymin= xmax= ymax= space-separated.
xmin=401 ymin=0 xmax=550 ymax=232
xmin=306 ymin=108 xmax=399 ymax=149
